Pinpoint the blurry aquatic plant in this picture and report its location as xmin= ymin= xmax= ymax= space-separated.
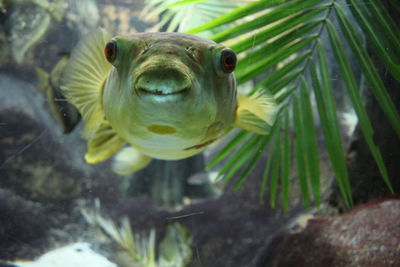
xmin=82 ymin=200 xmax=192 ymax=267
xmin=146 ymin=0 xmax=400 ymax=210
xmin=82 ymin=201 xmax=156 ymax=266
xmin=1 ymin=0 xmax=66 ymax=64
xmin=140 ymin=0 xmax=239 ymax=35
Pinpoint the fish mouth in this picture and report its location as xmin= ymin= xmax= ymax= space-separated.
xmin=134 ymin=67 xmax=193 ymax=101
xmin=136 ymin=86 xmax=190 ymax=102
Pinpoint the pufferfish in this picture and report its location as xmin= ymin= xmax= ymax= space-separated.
xmin=60 ymin=29 xmax=277 ymax=175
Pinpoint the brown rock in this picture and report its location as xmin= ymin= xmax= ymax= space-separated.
xmin=266 ymin=197 xmax=400 ymax=267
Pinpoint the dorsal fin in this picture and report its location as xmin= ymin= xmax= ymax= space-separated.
xmin=60 ymin=28 xmax=112 ymax=138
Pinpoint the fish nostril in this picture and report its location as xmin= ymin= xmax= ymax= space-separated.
xmin=181 ymin=86 xmax=191 ymax=94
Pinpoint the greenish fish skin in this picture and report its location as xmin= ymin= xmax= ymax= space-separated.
xmin=103 ymin=32 xmax=237 ymax=160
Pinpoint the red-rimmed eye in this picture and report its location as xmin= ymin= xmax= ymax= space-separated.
xmin=104 ymin=41 xmax=117 ymax=63
xmin=220 ymin=49 xmax=237 ymax=73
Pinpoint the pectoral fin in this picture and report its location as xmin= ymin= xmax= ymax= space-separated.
xmin=85 ymin=120 xmax=126 ymax=164
xmin=112 ymin=147 xmax=152 ymax=175
xmin=60 ymin=28 xmax=112 ymax=138
xmin=234 ymin=91 xmax=278 ymax=135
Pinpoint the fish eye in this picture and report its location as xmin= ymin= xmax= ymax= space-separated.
xmin=104 ymin=40 xmax=117 ymax=63
xmin=220 ymin=49 xmax=237 ymax=73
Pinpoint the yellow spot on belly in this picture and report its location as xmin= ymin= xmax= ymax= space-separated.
xmin=147 ymin=124 xmax=176 ymax=135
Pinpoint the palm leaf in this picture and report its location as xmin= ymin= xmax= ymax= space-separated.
xmin=145 ymin=0 xmax=399 ymax=208
xmin=326 ymin=19 xmax=393 ymax=192
xmin=293 ymin=93 xmax=310 ymax=208
xmin=299 ymin=77 xmax=321 ymax=208
xmin=234 ymin=130 xmax=272 ymax=189
xmin=310 ymin=45 xmax=353 ymax=206
xmin=334 ymin=3 xmax=400 ymax=137
xmin=207 ymin=0 xmax=324 ymax=43
xmin=347 ymin=0 xmax=400 ymax=80
xmin=280 ymin=110 xmax=291 ymax=211
xmin=269 ymin=122 xmax=281 ymax=209
xmin=141 ymin=0 xmax=238 ymax=34
xmin=187 ymin=0 xmax=290 ymax=34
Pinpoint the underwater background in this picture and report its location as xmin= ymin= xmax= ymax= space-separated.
xmin=0 ymin=0 xmax=399 ymax=266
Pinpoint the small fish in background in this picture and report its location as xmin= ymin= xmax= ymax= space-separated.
xmin=0 ymin=242 xmax=117 ymax=267
xmin=1 ymin=0 xmax=66 ymax=64
xmin=35 ymin=54 xmax=81 ymax=133
xmin=60 ymin=29 xmax=277 ymax=175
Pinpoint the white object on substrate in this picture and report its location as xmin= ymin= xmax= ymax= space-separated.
xmin=3 ymin=242 xmax=117 ymax=267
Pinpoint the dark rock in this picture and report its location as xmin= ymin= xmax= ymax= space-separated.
xmin=0 ymin=188 xmax=48 ymax=259
xmin=0 ymin=108 xmax=83 ymax=201
xmin=0 ymin=73 xmax=121 ymax=259
xmin=263 ymin=197 xmax=400 ymax=267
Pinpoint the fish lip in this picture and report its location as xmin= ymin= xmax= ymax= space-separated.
xmin=136 ymin=86 xmax=190 ymax=96
xmin=135 ymin=86 xmax=190 ymax=102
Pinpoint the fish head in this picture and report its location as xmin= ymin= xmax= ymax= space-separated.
xmin=102 ymin=33 xmax=237 ymax=156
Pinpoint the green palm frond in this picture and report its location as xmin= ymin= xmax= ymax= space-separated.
xmin=147 ymin=0 xmax=400 ymax=208
xmin=141 ymin=0 xmax=239 ymax=35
